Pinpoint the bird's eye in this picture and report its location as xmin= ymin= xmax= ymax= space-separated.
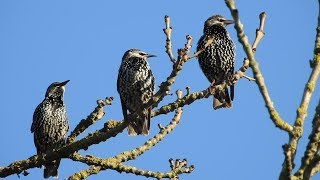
xmin=139 ymin=52 xmax=146 ymax=56
xmin=219 ymin=18 xmax=224 ymax=22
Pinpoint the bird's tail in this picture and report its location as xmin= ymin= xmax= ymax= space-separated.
xmin=128 ymin=108 xmax=151 ymax=136
xmin=44 ymin=159 xmax=60 ymax=179
xmin=213 ymin=87 xmax=232 ymax=109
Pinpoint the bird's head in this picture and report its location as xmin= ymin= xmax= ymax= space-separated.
xmin=45 ymin=80 xmax=70 ymax=99
xmin=204 ymin=15 xmax=234 ymax=30
xmin=122 ymin=49 xmax=156 ymax=61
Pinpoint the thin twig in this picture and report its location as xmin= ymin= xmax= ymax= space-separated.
xmin=67 ymin=97 xmax=113 ymax=144
xmin=151 ymin=86 xmax=220 ymax=117
xmin=243 ymin=74 xmax=256 ymax=81
xmin=188 ymin=35 xmax=215 ymax=60
xmin=252 ymin=12 xmax=266 ymax=51
xmin=163 ymin=15 xmax=176 ymax=63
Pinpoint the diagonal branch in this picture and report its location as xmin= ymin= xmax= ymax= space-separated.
xmin=225 ymin=0 xmax=293 ymax=134
xmin=68 ymin=108 xmax=191 ymax=179
xmin=280 ymin=1 xmax=320 ymax=179
xmin=294 ymin=100 xmax=320 ymax=179
xmin=0 ymin=120 xmax=127 ymax=178
xmin=231 ymin=12 xmax=265 ymax=84
xmin=292 ymin=1 xmax=320 ymax=136
xmin=68 ymin=165 xmax=102 ymax=180
xmin=68 ymin=156 xmax=193 ymax=180
xmin=187 ymin=35 xmax=215 ymax=60
xmin=113 ymin=108 xmax=183 ymax=162
xmin=311 ymin=155 xmax=320 ymax=176
xmin=67 ymin=97 xmax=113 ymax=144
xmin=152 ymin=87 xmax=213 ymax=117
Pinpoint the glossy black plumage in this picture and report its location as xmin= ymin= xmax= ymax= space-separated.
xmin=117 ymin=49 xmax=155 ymax=136
xmin=31 ymin=80 xmax=69 ymax=178
xmin=197 ymin=15 xmax=235 ymax=109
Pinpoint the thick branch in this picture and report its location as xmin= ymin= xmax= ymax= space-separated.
xmin=0 ymin=120 xmax=127 ymax=177
xmin=282 ymin=144 xmax=293 ymax=179
xmin=294 ymin=100 xmax=320 ymax=179
xmin=311 ymin=155 xmax=320 ymax=176
xmin=68 ymin=165 xmax=102 ymax=180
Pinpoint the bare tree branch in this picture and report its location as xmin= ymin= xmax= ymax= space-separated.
xmin=0 ymin=119 xmax=127 ymax=178
xmin=282 ymin=144 xmax=293 ymax=180
xmin=2 ymin=2 xmax=318 ymax=179
xmin=67 ymin=97 xmax=113 ymax=144
xmin=68 ymin=165 xmax=102 ymax=180
xmin=279 ymin=0 xmax=320 ymax=178
xmin=113 ymin=108 xmax=183 ymax=163
xmin=225 ymin=0 xmax=293 ymax=134
xmin=294 ymin=100 xmax=320 ymax=179
xmin=68 ymin=108 xmax=193 ymax=179
xmin=311 ymin=155 xmax=320 ymax=176
xmin=188 ymin=35 xmax=215 ymax=60
xmin=69 ymin=153 xmax=193 ymax=180
xmin=163 ymin=15 xmax=176 ymax=63
xmin=252 ymin=12 xmax=266 ymax=51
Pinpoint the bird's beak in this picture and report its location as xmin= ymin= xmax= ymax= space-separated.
xmin=59 ymin=80 xmax=70 ymax=86
xmin=147 ymin=54 xmax=157 ymax=58
xmin=223 ymin=19 xmax=234 ymax=25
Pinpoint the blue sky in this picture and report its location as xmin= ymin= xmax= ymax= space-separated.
xmin=0 ymin=0 xmax=319 ymax=179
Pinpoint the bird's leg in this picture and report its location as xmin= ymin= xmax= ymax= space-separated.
xmin=208 ymin=80 xmax=216 ymax=94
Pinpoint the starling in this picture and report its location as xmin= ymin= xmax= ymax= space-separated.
xmin=197 ymin=15 xmax=235 ymax=109
xmin=31 ymin=80 xmax=70 ymax=178
xmin=117 ymin=49 xmax=155 ymax=136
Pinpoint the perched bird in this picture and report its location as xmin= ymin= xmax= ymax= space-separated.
xmin=117 ymin=49 xmax=155 ymax=136
xmin=197 ymin=15 xmax=235 ymax=109
xmin=31 ymin=80 xmax=70 ymax=178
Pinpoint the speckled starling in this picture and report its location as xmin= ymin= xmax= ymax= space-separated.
xmin=31 ymin=80 xmax=69 ymax=178
xmin=117 ymin=49 xmax=155 ymax=136
xmin=197 ymin=15 xmax=235 ymax=109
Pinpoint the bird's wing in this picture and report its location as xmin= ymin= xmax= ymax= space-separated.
xmin=31 ymin=103 xmax=42 ymax=133
xmin=197 ymin=35 xmax=207 ymax=51
xmin=120 ymin=96 xmax=128 ymax=120
xmin=117 ymin=71 xmax=128 ymax=120
xmin=117 ymin=69 xmax=121 ymax=93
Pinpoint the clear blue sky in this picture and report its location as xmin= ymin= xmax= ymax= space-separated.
xmin=0 ymin=0 xmax=319 ymax=179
